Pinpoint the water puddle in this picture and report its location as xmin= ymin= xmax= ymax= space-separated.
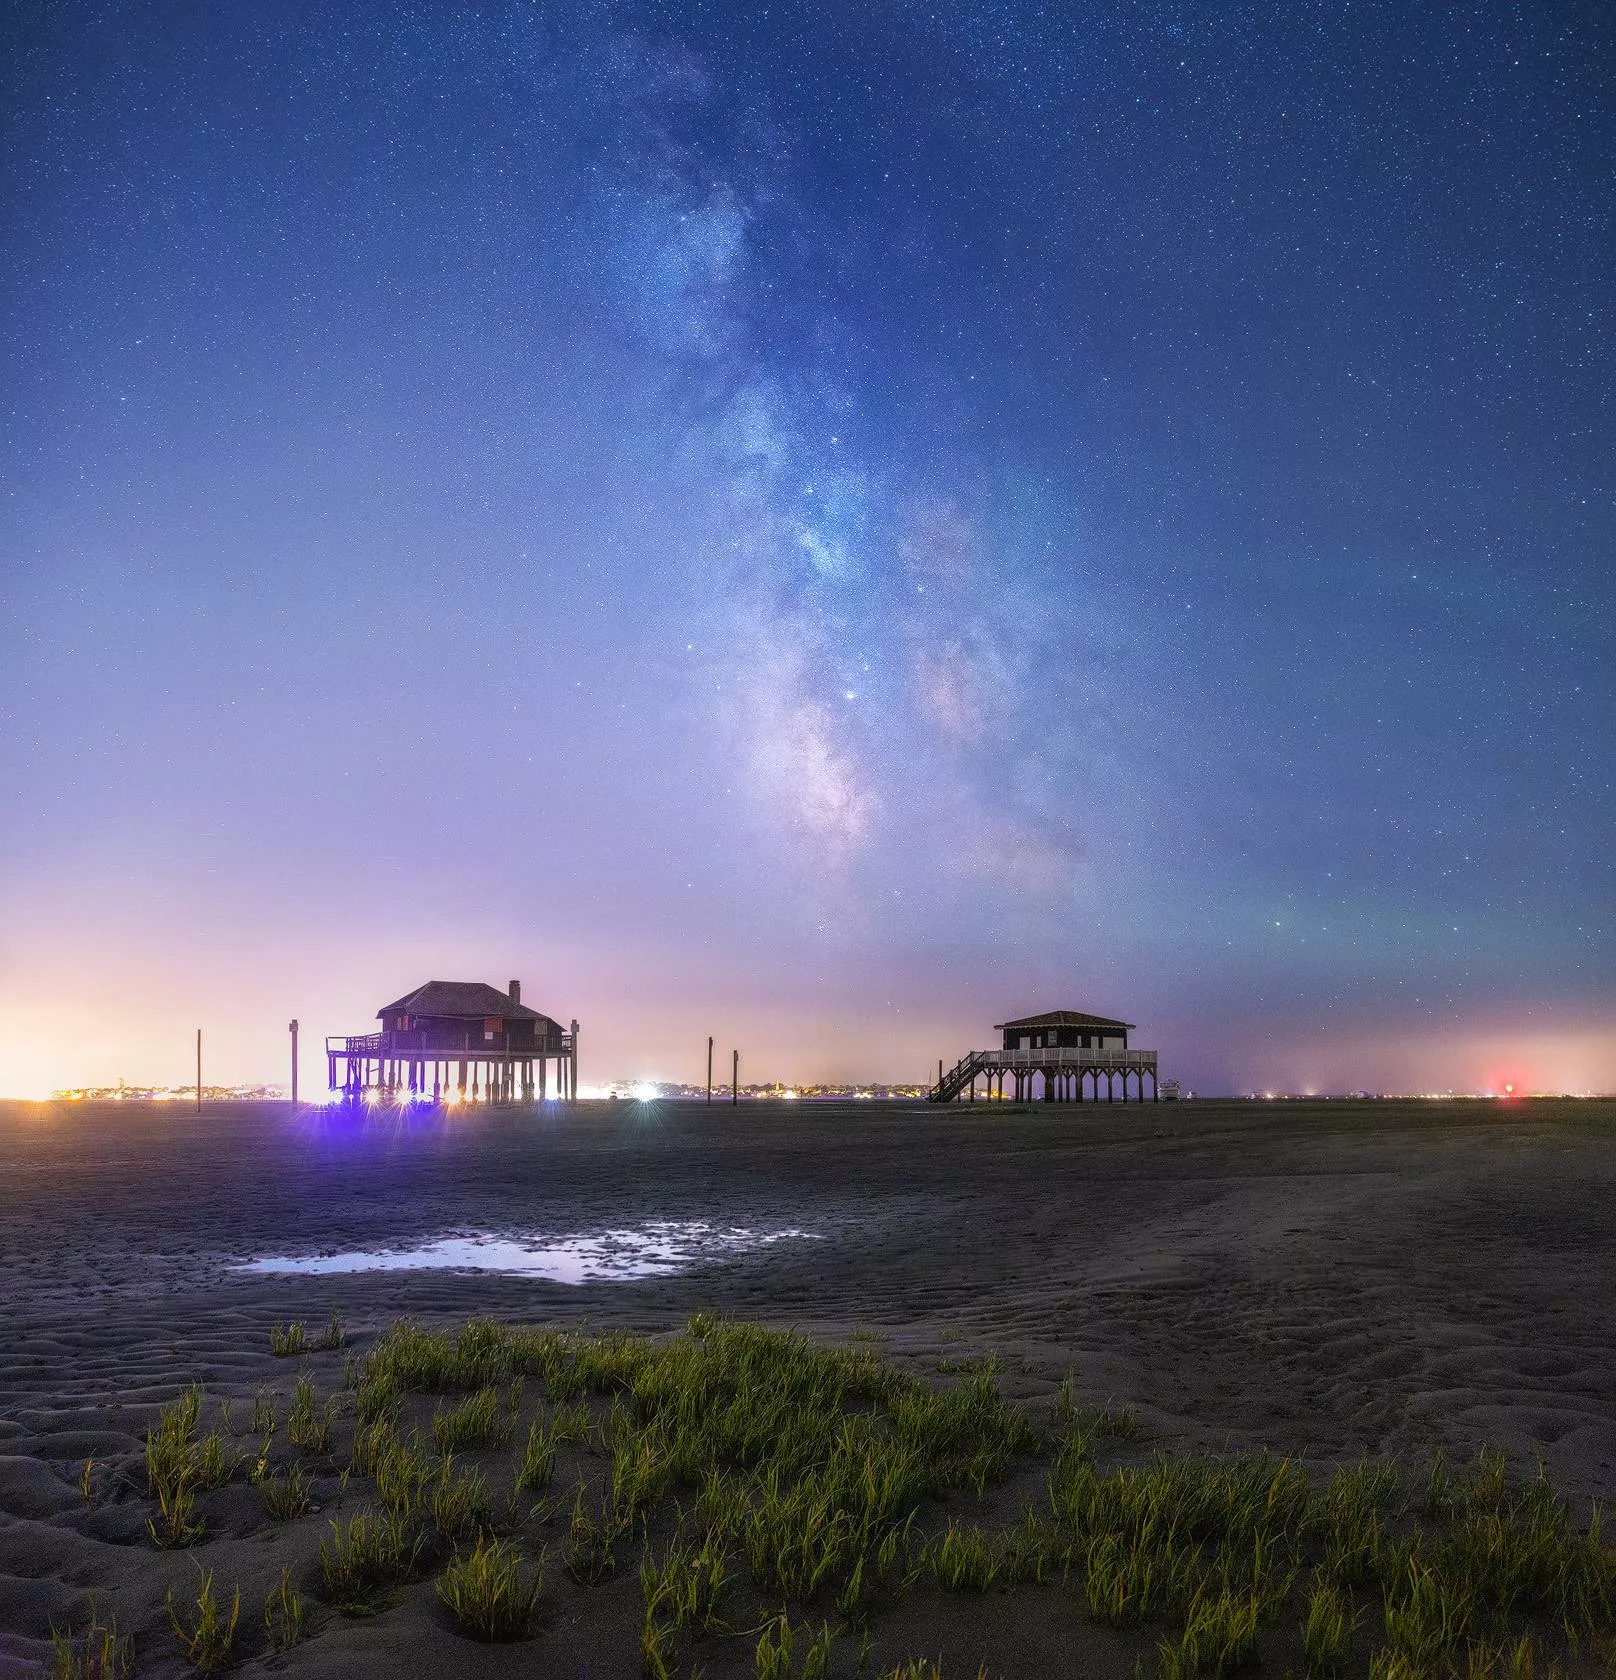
xmin=231 ymin=1222 xmax=819 ymax=1284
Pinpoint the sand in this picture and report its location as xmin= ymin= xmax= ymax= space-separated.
xmin=1 ymin=1095 xmax=1612 ymax=1675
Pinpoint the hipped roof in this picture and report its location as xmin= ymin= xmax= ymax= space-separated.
xmin=380 ymin=981 xmax=543 ymax=1022
xmin=996 ymin=1010 xmax=1135 ymax=1031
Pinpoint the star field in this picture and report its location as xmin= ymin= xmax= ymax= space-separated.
xmin=1 ymin=1 xmax=1611 ymax=1095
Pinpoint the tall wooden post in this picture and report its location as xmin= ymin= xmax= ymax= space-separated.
xmin=707 ymin=1036 xmax=713 ymax=1105
xmin=570 ymin=1020 xmax=579 ymax=1103
xmin=288 ymin=1019 xmax=298 ymax=1104
xmin=195 ymin=1029 xmax=202 ymax=1112
xmin=731 ymin=1049 xmax=738 ymax=1106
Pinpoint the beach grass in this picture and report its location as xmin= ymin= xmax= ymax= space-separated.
xmin=1157 ymin=1584 xmax=1262 ymax=1680
xmin=514 ymin=1416 xmax=557 ymax=1494
xmin=640 ymin=1522 xmax=733 ymax=1664
xmin=753 ymin=1611 xmax=834 ymax=1680
xmin=432 ymin=1385 xmax=511 ymax=1453
xmin=144 ymin=1385 xmax=231 ymax=1547
xmin=436 ymin=1534 xmax=542 ymax=1639
xmin=365 ymin=1425 xmax=433 ymax=1518
xmin=49 ymin=1601 xmax=132 ymax=1680
xmin=288 ymin=1371 xmax=335 ymax=1454
xmin=270 ymin=1320 xmax=307 ymax=1357
xmin=166 ymin=1567 xmax=240 ymax=1672
xmin=929 ymin=1521 xmax=1002 ymax=1591
xmin=319 ymin=1508 xmax=423 ymax=1616
xmin=302 ymin=1315 xmax=1616 ymax=1673
xmin=261 ymin=1460 xmax=313 ymax=1520
xmin=431 ymin=1453 xmax=495 ymax=1541
xmin=1303 ymin=1577 xmax=1358 ymax=1672
xmin=562 ymin=1480 xmax=627 ymax=1584
xmin=263 ymin=1564 xmax=304 ymax=1650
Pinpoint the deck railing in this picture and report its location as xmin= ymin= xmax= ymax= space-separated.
xmin=982 ymin=1047 xmax=1156 ymax=1068
xmin=326 ymin=1031 xmax=571 ymax=1057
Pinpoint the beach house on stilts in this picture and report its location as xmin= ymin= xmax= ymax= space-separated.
xmin=931 ymin=1010 xmax=1159 ymax=1104
xmin=326 ymin=981 xmax=577 ymax=1104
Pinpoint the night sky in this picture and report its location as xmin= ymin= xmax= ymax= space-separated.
xmin=3 ymin=2 xmax=1612 ymax=1098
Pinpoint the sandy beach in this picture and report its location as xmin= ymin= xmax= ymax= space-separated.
xmin=2 ymin=1095 xmax=1613 ymax=1675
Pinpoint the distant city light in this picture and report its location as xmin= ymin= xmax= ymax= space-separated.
xmin=632 ymin=1083 xmax=660 ymax=1102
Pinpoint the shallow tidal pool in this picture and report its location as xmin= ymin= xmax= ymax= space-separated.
xmin=231 ymin=1220 xmax=820 ymax=1283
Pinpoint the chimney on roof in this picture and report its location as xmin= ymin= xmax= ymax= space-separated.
xmin=508 ymin=980 xmax=521 ymax=1005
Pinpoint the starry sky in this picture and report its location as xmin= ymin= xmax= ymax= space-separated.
xmin=2 ymin=1 xmax=1612 ymax=1098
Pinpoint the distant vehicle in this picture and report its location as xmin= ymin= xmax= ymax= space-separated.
xmin=1161 ymin=1079 xmax=1181 ymax=1100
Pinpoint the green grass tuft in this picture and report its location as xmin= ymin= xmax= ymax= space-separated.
xmin=433 ymin=1385 xmax=511 ymax=1454
xmin=930 ymin=1522 xmax=1002 ymax=1591
xmin=754 ymin=1612 xmax=834 ymax=1680
xmin=319 ymin=1507 xmax=422 ymax=1615
xmin=432 ymin=1453 xmax=494 ymax=1541
xmin=562 ymin=1480 xmax=626 ymax=1584
xmin=514 ymin=1416 xmax=557 ymax=1495
xmin=270 ymin=1320 xmax=307 ymax=1357
xmin=1303 ymin=1578 xmax=1358 ymax=1673
xmin=263 ymin=1565 xmax=303 ymax=1650
xmin=287 ymin=1372 xmax=335 ymax=1454
xmin=167 ymin=1568 xmax=240 ymax=1672
xmin=640 ymin=1523 xmax=732 ymax=1666
xmin=1157 ymin=1585 xmax=1261 ymax=1680
xmin=261 ymin=1461 xmax=314 ymax=1520
xmin=437 ymin=1535 xmax=542 ymax=1639
xmin=49 ymin=1600 xmax=132 ymax=1680
xmin=144 ymin=1386 xmax=231 ymax=1548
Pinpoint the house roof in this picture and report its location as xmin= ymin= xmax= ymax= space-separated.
xmin=996 ymin=1010 xmax=1136 ymax=1031
xmin=379 ymin=981 xmax=544 ymax=1022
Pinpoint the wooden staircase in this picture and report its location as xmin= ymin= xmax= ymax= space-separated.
xmin=930 ymin=1049 xmax=991 ymax=1103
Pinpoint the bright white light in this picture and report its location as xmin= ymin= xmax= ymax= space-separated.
xmin=632 ymin=1083 xmax=660 ymax=1102
xmin=445 ymin=1089 xmax=464 ymax=1106
xmin=362 ymin=1088 xmax=380 ymax=1106
xmin=781 ymin=1089 xmax=799 ymax=1100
